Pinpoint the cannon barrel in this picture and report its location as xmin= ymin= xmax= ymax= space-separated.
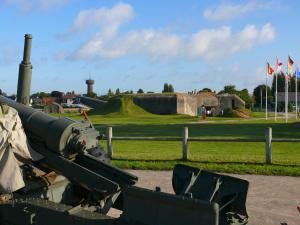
xmin=17 ymin=34 xmax=33 ymax=105
xmin=0 ymin=96 xmax=137 ymax=195
xmin=0 ymin=95 xmax=89 ymax=158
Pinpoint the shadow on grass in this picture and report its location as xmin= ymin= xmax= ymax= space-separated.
xmin=95 ymin=122 xmax=300 ymax=139
xmin=112 ymin=158 xmax=300 ymax=168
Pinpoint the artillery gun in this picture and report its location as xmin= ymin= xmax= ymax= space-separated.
xmin=0 ymin=34 xmax=250 ymax=225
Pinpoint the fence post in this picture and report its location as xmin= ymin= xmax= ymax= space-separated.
xmin=107 ymin=126 xmax=113 ymax=159
xmin=265 ymin=127 xmax=272 ymax=164
xmin=182 ymin=127 xmax=188 ymax=161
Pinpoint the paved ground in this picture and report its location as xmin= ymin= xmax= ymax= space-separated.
xmin=108 ymin=170 xmax=300 ymax=225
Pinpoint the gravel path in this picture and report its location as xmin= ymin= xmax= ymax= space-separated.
xmin=109 ymin=170 xmax=300 ymax=225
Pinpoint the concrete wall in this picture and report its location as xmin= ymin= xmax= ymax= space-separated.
xmin=195 ymin=93 xmax=219 ymax=107
xmin=218 ymin=94 xmax=245 ymax=109
xmin=77 ymin=96 xmax=107 ymax=109
xmin=176 ymin=94 xmax=197 ymax=116
xmin=133 ymin=93 xmax=245 ymax=116
xmin=133 ymin=94 xmax=177 ymax=114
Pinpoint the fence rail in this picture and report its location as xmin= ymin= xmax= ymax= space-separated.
xmin=104 ymin=126 xmax=300 ymax=164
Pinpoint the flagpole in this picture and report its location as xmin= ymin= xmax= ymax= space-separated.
xmin=296 ymin=69 xmax=298 ymax=119
xmin=275 ymin=58 xmax=278 ymax=121
xmin=266 ymin=64 xmax=268 ymax=120
xmin=285 ymin=66 xmax=288 ymax=123
xmin=275 ymin=72 xmax=278 ymax=121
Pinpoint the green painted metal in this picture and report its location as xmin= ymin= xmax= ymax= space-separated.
xmin=120 ymin=186 xmax=219 ymax=225
xmin=17 ymin=34 xmax=33 ymax=105
xmin=172 ymin=164 xmax=249 ymax=225
xmin=0 ymin=96 xmax=100 ymax=158
xmin=0 ymin=199 xmax=115 ymax=225
xmin=0 ymin=96 xmax=138 ymax=213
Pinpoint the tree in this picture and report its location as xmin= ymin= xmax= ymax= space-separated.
xmin=115 ymin=88 xmax=120 ymax=95
xmin=253 ymin=84 xmax=272 ymax=108
xmin=271 ymin=72 xmax=285 ymax=95
xmin=137 ymin=88 xmax=144 ymax=94
xmin=162 ymin=83 xmax=175 ymax=93
xmin=168 ymin=84 xmax=174 ymax=93
xmin=218 ymin=85 xmax=254 ymax=108
xmin=162 ymin=83 xmax=169 ymax=93
xmin=87 ymin=92 xmax=97 ymax=98
xmin=224 ymin=85 xmax=237 ymax=94
xmin=107 ymin=89 xmax=113 ymax=96
xmin=50 ymin=91 xmax=63 ymax=98
xmin=199 ymin=88 xmax=212 ymax=93
xmin=0 ymin=89 xmax=5 ymax=96
xmin=271 ymin=72 xmax=300 ymax=94
xmin=31 ymin=92 xmax=50 ymax=99
xmin=238 ymin=89 xmax=254 ymax=108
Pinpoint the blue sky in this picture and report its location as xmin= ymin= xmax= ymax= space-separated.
xmin=0 ymin=0 xmax=299 ymax=95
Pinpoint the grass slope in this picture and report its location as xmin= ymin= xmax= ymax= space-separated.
xmin=58 ymin=95 xmax=196 ymax=124
xmin=90 ymin=95 xmax=152 ymax=116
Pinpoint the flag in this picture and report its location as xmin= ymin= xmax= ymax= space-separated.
xmin=288 ymin=55 xmax=294 ymax=73
xmin=267 ymin=62 xmax=274 ymax=75
xmin=276 ymin=58 xmax=282 ymax=72
xmin=286 ymin=73 xmax=291 ymax=82
xmin=296 ymin=67 xmax=300 ymax=78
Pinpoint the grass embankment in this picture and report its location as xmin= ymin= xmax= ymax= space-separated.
xmin=53 ymin=95 xmax=300 ymax=175
xmin=55 ymin=95 xmax=197 ymax=124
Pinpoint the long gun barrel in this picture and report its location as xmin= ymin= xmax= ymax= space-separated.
xmin=17 ymin=34 xmax=33 ymax=105
xmin=0 ymin=96 xmax=137 ymax=212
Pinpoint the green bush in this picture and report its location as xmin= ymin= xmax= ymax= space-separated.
xmin=223 ymin=108 xmax=234 ymax=117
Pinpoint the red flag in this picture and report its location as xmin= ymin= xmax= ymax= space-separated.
xmin=288 ymin=56 xmax=294 ymax=71
xmin=276 ymin=58 xmax=282 ymax=72
xmin=267 ymin=63 xmax=274 ymax=75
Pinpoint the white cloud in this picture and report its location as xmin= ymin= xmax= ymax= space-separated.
xmin=74 ymin=29 xmax=181 ymax=59
xmin=4 ymin=0 xmax=71 ymax=13
xmin=187 ymin=23 xmax=275 ymax=60
xmin=203 ymin=1 xmax=274 ymax=21
xmin=72 ymin=23 xmax=275 ymax=60
xmin=60 ymin=2 xmax=276 ymax=61
xmin=63 ymin=2 xmax=133 ymax=40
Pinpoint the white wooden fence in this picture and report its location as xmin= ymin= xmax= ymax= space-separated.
xmin=104 ymin=126 xmax=300 ymax=164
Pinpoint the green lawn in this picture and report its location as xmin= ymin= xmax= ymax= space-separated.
xmin=95 ymin=118 xmax=300 ymax=176
xmin=106 ymin=141 xmax=300 ymax=175
xmin=52 ymin=97 xmax=300 ymax=175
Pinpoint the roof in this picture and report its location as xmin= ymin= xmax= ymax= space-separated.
xmin=62 ymin=94 xmax=75 ymax=99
